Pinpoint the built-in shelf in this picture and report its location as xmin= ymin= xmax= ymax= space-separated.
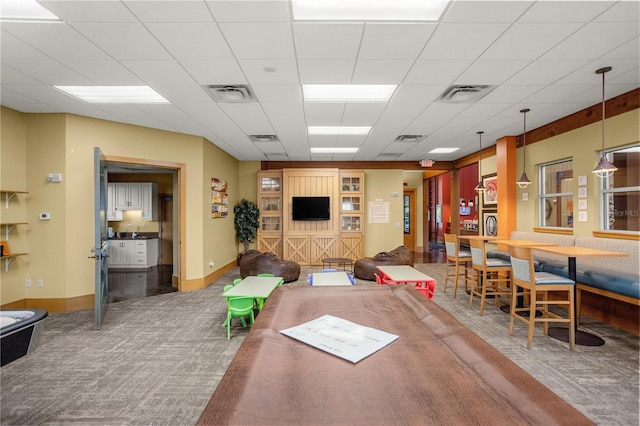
xmin=1 ymin=191 xmax=28 ymax=271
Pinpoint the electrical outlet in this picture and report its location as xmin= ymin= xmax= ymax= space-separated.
xmin=209 ymin=261 xmax=215 ymax=268
xmin=37 ymin=279 xmax=43 ymax=288
xmin=25 ymin=279 xmax=31 ymax=288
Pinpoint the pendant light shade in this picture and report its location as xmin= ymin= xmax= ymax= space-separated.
xmin=592 ymin=66 xmax=618 ymax=179
xmin=475 ymin=131 xmax=485 ymax=193
xmin=516 ymin=108 xmax=532 ymax=188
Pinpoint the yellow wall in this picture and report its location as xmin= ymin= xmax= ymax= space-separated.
xmin=1 ymin=109 xmax=240 ymax=307
xmin=515 ymin=110 xmax=640 ymax=235
xmin=363 ymin=169 xmax=404 ymax=256
xmin=1 ymin=107 xmax=28 ymax=303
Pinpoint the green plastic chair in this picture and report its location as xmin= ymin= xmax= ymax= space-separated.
xmin=221 ymin=284 xmax=235 ymax=328
xmin=226 ymin=297 xmax=255 ymax=340
xmin=233 ymin=278 xmax=242 ymax=285
xmin=257 ymin=273 xmax=275 ymax=277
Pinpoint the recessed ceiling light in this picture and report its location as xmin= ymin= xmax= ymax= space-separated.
xmin=308 ymin=126 xmax=371 ymax=136
xmin=292 ymin=0 xmax=448 ymax=21
xmin=1 ymin=0 xmax=59 ymax=20
xmin=54 ymin=86 xmax=170 ymax=104
xmin=310 ymin=147 xmax=360 ymax=154
xmin=429 ymin=147 xmax=459 ymax=154
xmin=303 ymin=85 xmax=396 ymax=102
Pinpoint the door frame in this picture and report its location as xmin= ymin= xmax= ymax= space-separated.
xmin=104 ymin=155 xmax=187 ymax=291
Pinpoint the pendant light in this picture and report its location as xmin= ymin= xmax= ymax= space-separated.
xmin=474 ymin=131 xmax=485 ymax=193
xmin=592 ymin=66 xmax=618 ymax=179
xmin=516 ymin=108 xmax=532 ymax=188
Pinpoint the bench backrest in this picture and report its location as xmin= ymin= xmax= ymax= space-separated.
xmin=575 ymin=237 xmax=640 ymax=277
xmin=509 ymin=231 xmax=576 ymax=264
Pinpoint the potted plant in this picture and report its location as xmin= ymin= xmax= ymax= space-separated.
xmin=233 ymin=199 xmax=260 ymax=253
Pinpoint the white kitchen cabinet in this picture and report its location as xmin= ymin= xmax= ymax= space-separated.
xmin=107 ymin=183 xmax=123 ymax=221
xmin=108 ymin=239 xmax=158 ymax=269
xmin=140 ymin=183 xmax=158 ymax=221
xmin=115 ymin=183 xmax=142 ymax=210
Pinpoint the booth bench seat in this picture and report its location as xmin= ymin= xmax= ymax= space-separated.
xmin=489 ymin=231 xmax=640 ymax=323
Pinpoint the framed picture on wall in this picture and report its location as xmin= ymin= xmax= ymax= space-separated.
xmin=483 ymin=211 xmax=498 ymax=236
xmin=482 ymin=174 xmax=498 ymax=206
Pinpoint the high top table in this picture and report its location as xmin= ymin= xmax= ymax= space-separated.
xmin=533 ymin=245 xmax=627 ymax=346
xmin=198 ymin=286 xmax=593 ymax=425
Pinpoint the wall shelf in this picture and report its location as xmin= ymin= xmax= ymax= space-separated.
xmin=1 ymin=190 xmax=28 ymax=209
xmin=1 ymin=253 xmax=27 ymax=272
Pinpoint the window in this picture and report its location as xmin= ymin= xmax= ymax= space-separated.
xmin=540 ymin=159 xmax=573 ymax=228
xmin=600 ymin=144 xmax=640 ymax=232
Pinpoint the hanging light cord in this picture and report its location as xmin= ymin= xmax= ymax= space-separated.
xmin=600 ymin=69 xmax=606 ymax=156
xmin=522 ymin=110 xmax=527 ymax=165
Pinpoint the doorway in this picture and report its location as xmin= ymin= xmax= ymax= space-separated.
xmin=403 ymin=188 xmax=416 ymax=251
xmin=104 ymin=156 xmax=186 ymax=295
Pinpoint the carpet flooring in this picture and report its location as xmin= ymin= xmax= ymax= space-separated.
xmin=1 ymin=263 xmax=638 ymax=425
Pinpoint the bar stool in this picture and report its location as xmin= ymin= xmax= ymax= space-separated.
xmin=469 ymin=239 xmax=511 ymax=315
xmin=443 ymin=233 xmax=472 ymax=298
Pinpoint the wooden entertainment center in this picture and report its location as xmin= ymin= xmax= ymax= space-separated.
xmin=257 ymin=169 xmax=364 ymax=265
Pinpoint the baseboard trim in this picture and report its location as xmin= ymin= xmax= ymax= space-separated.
xmin=1 ymin=294 xmax=94 ymax=313
xmin=182 ymin=260 xmax=237 ymax=292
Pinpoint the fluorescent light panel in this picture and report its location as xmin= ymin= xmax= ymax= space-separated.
xmin=2 ymin=0 xmax=59 ymax=20
xmin=54 ymin=86 xmax=170 ymax=104
xmin=292 ymin=0 xmax=449 ymax=21
xmin=310 ymin=147 xmax=359 ymax=154
xmin=303 ymin=84 xmax=396 ymax=102
xmin=429 ymin=147 xmax=459 ymax=154
xmin=308 ymin=126 xmax=371 ymax=136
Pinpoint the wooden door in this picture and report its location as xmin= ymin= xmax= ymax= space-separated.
xmin=403 ymin=189 xmax=416 ymax=251
xmin=159 ymin=194 xmax=173 ymax=265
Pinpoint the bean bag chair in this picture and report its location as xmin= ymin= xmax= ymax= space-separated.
xmin=354 ymin=246 xmax=414 ymax=281
xmin=239 ymin=250 xmax=301 ymax=283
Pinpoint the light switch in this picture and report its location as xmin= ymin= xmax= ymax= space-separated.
xmin=40 ymin=212 xmax=51 ymax=220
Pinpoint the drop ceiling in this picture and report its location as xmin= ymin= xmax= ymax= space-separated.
xmin=1 ymin=1 xmax=638 ymax=163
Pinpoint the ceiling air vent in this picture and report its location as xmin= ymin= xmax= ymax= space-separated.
xmin=395 ymin=135 xmax=425 ymax=143
xmin=249 ymin=135 xmax=279 ymax=143
xmin=438 ymin=85 xmax=494 ymax=103
xmin=204 ymin=85 xmax=257 ymax=103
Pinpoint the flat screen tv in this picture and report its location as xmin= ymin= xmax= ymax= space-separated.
xmin=292 ymin=196 xmax=330 ymax=221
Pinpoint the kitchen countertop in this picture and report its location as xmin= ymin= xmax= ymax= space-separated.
xmin=109 ymin=232 xmax=158 ymax=240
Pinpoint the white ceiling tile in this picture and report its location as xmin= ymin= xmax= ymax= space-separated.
xmin=219 ymin=23 xmax=294 ymax=59
xmin=124 ymin=1 xmax=214 ymax=22
xmin=39 ymin=1 xmax=137 ymax=22
xmin=11 ymin=84 xmax=90 ymax=104
xmin=594 ymin=1 xmax=640 ymax=22
xmin=404 ymin=60 xmax=472 ymax=84
xmin=304 ymin=103 xmax=345 ymax=125
xmin=238 ymin=59 xmax=299 ymax=84
xmin=206 ymin=1 xmax=290 ymax=22
xmin=479 ymin=85 xmax=545 ymax=104
xmin=505 ymin=60 xmax=590 ymax=85
xmin=293 ymin=23 xmax=363 ymax=59
xmin=602 ymin=37 xmax=640 ymax=60
xmin=481 ymin=23 xmax=583 ymax=60
xmin=218 ymin=102 xmax=274 ymax=134
xmin=121 ymin=60 xmax=196 ymax=85
xmin=254 ymin=142 xmax=286 ymax=154
xmin=1 ymin=87 xmax=58 ymax=112
xmin=336 ymin=135 xmax=367 ymax=146
xmin=181 ymin=60 xmax=247 ymax=85
xmin=358 ymin=23 xmax=436 ymax=60
xmin=455 ymin=60 xmax=531 ymax=85
xmin=518 ymin=1 xmax=614 ymax=23
xmin=342 ymin=103 xmax=387 ymax=126
xmin=72 ymin=23 xmax=172 ymax=60
xmin=60 ymin=60 xmax=143 ymax=85
xmin=251 ymin=85 xmax=302 ymax=104
xmin=352 ymin=60 xmax=414 ymax=84
xmin=297 ymin=59 xmax=355 ymax=84
xmin=420 ymin=23 xmax=510 ymax=60
xmin=146 ymin=23 xmax=234 ymax=60
xmin=0 ymin=30 xmax=52 ymax=60
xmin=154 ymin=84 xmax=213 ymax=104
xmin=3 ymin=60 xmax=91 ymax=85
xmin=542 ymin=22 xmax=639 ymax=60
xmin=2 ymin=22 xmax=110 ymax=61
xmin=1 ymin=65 xmax=42 ymax=85
xmin=442 ymin=1 xmax=533 ymax=23
xmin=521 ymin=84 xmax=590 ymax=105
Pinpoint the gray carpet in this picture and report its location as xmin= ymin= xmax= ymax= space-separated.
xmin=1 ymin=263 xmax=638 ymax=425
